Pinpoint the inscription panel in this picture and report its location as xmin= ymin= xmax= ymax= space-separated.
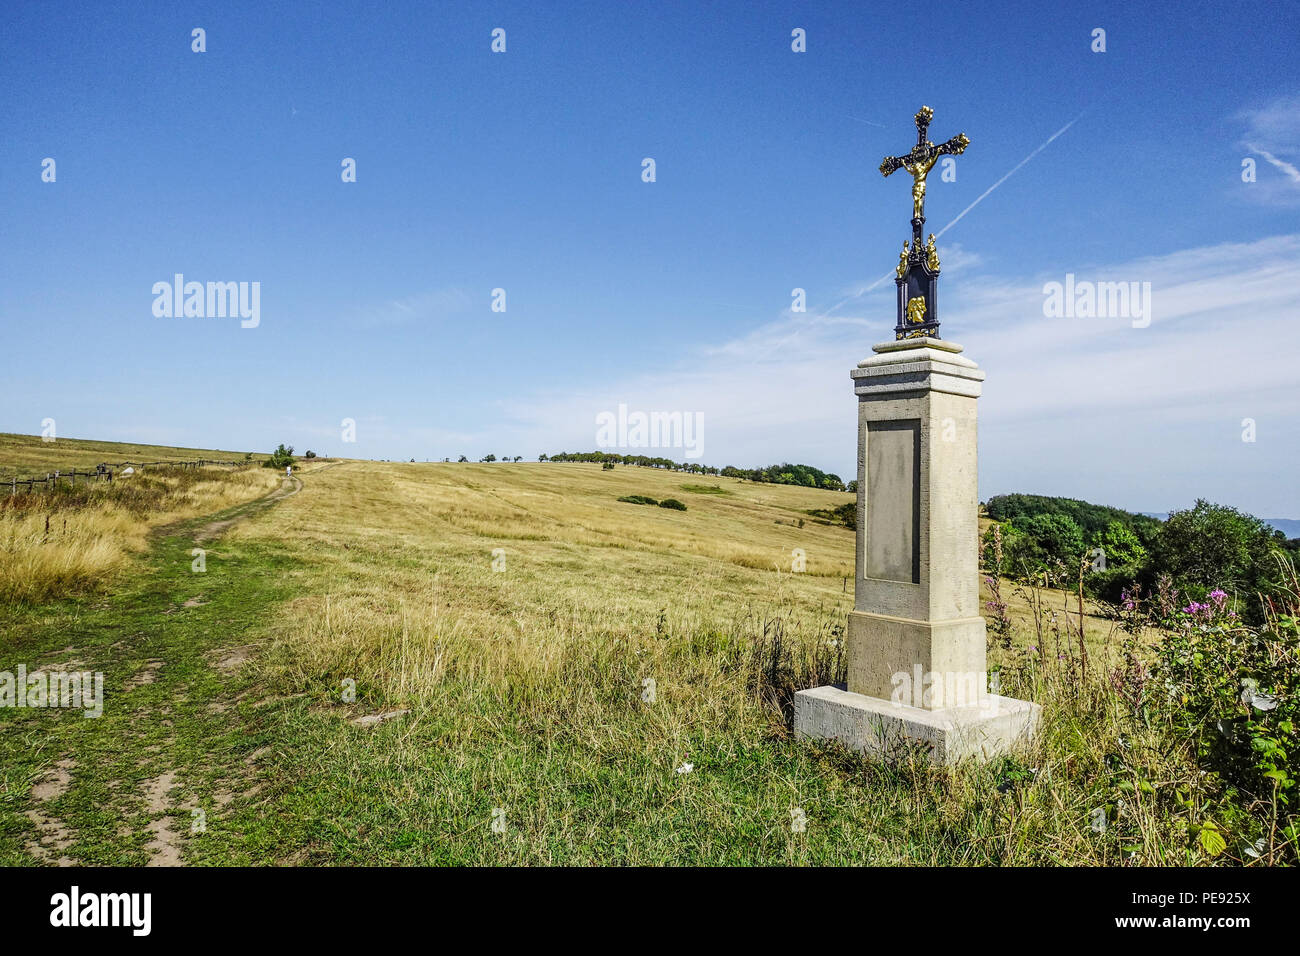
xmin=865 ymin=419 xmax=920 ymax=584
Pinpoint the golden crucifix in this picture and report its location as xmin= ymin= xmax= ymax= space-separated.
xmin=878 ymin=106 xmax=970 ymax=222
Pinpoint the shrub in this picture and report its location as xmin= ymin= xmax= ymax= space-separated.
xmin=617 ymin=494 xmax=658 ymax=506
xmin=806 ymin=501 xmax=855 ymax=528
xmin=1154 ymin=500 xmax=1284 ymax=620
xmin=658 ymin=498 xmax=687 ymax=511
xmin=1098 ymin=520 xmax=1147 ymax=567
xmin=986 ymin=492 xmax=1161 ymax=542
xmin=1151 ymin=562 xmax=1300 ymax=858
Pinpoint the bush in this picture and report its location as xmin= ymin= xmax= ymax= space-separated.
xmin=986 ymin=492 xmax=1161 ymax=543
xmin=617 ymin=494 xmax=658 ymax=506
xmin=1154 ymin=500 xmax=1284 ymax=620
xmin=1150 ymin=563 xmax=1300 ymax=858
xmin=1097 ymin=520 xmax=1146 ymax=567
xmin=658 ymin=498 xmax=687 ymax=511
xmin=806 ymin=501 xmax=855 ymax=528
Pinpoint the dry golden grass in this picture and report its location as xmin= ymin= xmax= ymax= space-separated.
xmin=2 ymin=455 xmax=1229 ymax=865
xmin=234 ymin=461 xmax=1120 ymax=702
xmin=0 ymin=465 xmax=280 ymax=602
xmin=0 ymin=432 xmax=252 ymax=481
xmin=231 ymin=462 xmax=853 ymax=697
xmin=213 ymin=461 xmax=1210 ymax=865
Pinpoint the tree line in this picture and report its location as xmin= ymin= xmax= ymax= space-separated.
xmin=983 ymin=492 xmax=1300 ymax=623
xmin=541 ymin=451 xmax=848 ymax=491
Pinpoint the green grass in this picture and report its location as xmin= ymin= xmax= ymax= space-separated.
xmin=0 ymin=527 xmax=932 ymax=865
xmin=0 ymin=527 xmax=298 ymax=864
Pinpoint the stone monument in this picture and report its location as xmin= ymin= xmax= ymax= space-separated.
xmin=794 ymin=106 xmax=1040 ymax=764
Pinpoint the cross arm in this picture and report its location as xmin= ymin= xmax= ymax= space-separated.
xmin=878 ymin=154 xmax=906 ymax=177
xmin=934 ymin=133 xmax=971 ymax=157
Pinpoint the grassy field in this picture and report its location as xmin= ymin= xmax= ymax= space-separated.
xmin=0 ymin=432 xmax=254 ymax=480
xmin=0 ymin=433 xmax=281 ymax=604
xmin=0 ymin=453 xmax=1219 ymax=866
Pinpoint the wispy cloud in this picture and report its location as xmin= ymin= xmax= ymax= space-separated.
xmin=354 ymin=287 xmax=472 ymax=328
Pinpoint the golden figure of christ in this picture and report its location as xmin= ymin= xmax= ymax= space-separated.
xmin=879 ymin=106 xmax=970 ymax=222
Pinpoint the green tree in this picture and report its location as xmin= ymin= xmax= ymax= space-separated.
xmin=1099 ymin=520 xmax=1147 ymax=567
xmin=264 ymin=444 xmax=295 ymax=469
xmin=1020 ymin=513 xmax=1086 ymax=566
xmin=1154 ymin=499 xmax=1282 ymax=596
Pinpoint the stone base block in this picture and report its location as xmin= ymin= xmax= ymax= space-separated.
xmin=846 ymin=610 xmax=987 ymax=706
xmin=793 ymin=684 xmax=1040 ymax=765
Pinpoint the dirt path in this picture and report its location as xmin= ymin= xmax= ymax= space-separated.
xmin=191 ymin=474 xmax=302 ymax=544
xmin=3 ymin=469 xmax=329 ymax=866
xmin=161 ymin=473 xmax=302 ymax=546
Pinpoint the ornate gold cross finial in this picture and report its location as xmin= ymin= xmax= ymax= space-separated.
xmin=880 ymin=107 xmax=970 ymax=341
xmin=879 ymin=106 xmax=970 ymax=231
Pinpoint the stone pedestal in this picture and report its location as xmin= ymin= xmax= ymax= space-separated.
xmin=795 ymin=337 xmax=1039 ymax=764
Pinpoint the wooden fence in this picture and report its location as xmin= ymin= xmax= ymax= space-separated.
xmin=5 ymin=458 xmax=243 ymax=496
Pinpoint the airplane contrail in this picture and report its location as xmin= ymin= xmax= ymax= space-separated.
xmin=1247 ymin=143 xmax=1300 ymax=184
xmin=933 ymin=111 xmax=1085 ymax=240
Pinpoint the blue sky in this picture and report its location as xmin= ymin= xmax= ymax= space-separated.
xmin=2 ymin=0 xmax=1298 ymax=515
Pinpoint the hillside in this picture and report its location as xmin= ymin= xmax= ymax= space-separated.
xmin=0 ymin=432 xmax=254 ymax=480
xmin=986 ymin=492 xmax=1162 ymax=538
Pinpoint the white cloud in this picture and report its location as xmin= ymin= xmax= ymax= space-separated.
xmin=1238 ymin=93 xmax=1300 ymax=148
xmin=497 ymin=234 xmax=1300 ymax=514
